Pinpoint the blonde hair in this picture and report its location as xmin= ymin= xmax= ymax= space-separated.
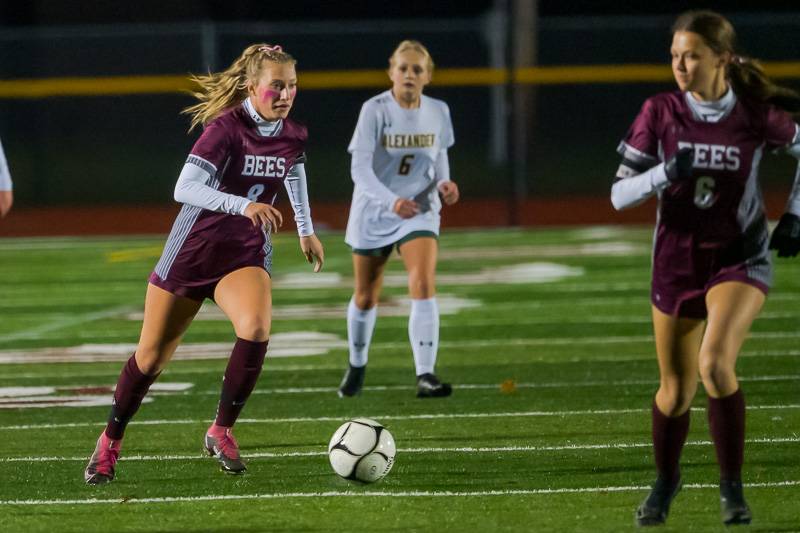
xmin=183 ymin=44 xmax=296 ymax=131
xmin=388 ymin=40 xmax=435 ymax=77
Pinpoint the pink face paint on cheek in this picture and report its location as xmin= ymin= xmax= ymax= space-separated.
xmin=260 ymin=88 xmax=281 ymax=103
xmin=289 ymin=87 xmax=297 ymax=99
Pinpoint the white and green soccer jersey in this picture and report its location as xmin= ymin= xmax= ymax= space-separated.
xmin=345 ymin=90 xmax=455 ymax=250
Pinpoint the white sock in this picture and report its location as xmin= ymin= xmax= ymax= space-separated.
xmin=347 ymin=297 xmax=376 ymax=368
xmin=408 ymin=297 xmax=439 ymax=376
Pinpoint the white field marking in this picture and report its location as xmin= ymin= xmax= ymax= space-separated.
xmin=265 ymin=263 xmax=585 ymax=288
xmin=1 ymin=375 xmax=796 ymax=399
xmin=0 ymin=305 xmax=132 ymax=344
xmin=0 ymin=383 xmax=192 ymax=398
xmin=0 ymin=364 xmax=348 ymax=380
xmin=2 ymin=404 xmax=799 ymax=431
xmin=0 ymin=332 xmax=347 ymax=364
xmin=568 ymin=226 xmax=627 ymax=240
xmin=3 ymin=329 xmax=800 ymax=367
xmin=2 ymin=481 xmax=798 ymax=506
xmin=4 ymin=436 xmax=798 ymax=464
xmin=0 ymin=383 xmax=192 ymax=409
xmin=437 ymin=242 xmax=648 ymax=260
xmin=0 ymin=395 xmax=152 ymax=409
xmin=176 ymin=374 xmax=798 ymax=397
xmin=124 ymin=294 xmax=481 ymax=322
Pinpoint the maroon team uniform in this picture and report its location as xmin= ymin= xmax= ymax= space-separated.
xmin=619 ymin=91 xmax=797 ymax=318
xmin=149 ymin=103 xmax=307 ymax=301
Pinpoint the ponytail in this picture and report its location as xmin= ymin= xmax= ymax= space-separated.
xmin=728 ymin=57 xmax=800 ymax=116
xmin=672 ymin=10 xmax=800 ymax=117
xmin=182 ymin=44 xmax=296 ymax=132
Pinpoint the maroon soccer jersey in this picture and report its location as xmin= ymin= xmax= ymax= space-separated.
xmin=619 ymin=90 xmax=796 ymax=244
xmin=150 ymin=103 xmax=307 ymax=300
xmin=618 ymin=90 xmax=798 ymax=316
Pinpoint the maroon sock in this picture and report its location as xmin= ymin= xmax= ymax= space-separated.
xmin=652 ymin=402 xmax=690 ymax=486
xmin=105 ymin=355 xmax=159 ymax=440
xmin=214 ymin=338 xmax=268 ymax=427
xmin=707 ymin=388 xmax=745 ymax=482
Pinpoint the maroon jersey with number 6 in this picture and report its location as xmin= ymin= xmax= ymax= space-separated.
xmin=618 ymin=90 xmax=797 ymax=316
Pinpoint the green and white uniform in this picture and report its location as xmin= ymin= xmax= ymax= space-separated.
xmin=345 ymin=90 xmax=455 ymax=250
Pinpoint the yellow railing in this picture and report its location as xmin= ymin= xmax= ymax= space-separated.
xmin=1 ymin=62 xmax=799 ymax=98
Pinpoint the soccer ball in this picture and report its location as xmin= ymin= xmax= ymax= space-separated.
xmin=328 ymin=418 xmax=396 ymax=483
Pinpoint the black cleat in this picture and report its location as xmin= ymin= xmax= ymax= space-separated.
xmin=416 ymin=373 xmax=452 ymax=398
xmin=635 ymin=477 xmax=681 ymax=526
xmin=338 ymin=364 xmax=366 ymax=397
xmin=720 ymin=479 xmax=752 ymax=525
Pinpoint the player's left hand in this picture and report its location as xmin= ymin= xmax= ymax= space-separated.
xmin=300 ymin=233 xmax=325 ymax=272
xmin=438 ymin=180 xmax=459 ymax=205
xmin=769 ymin=213 xmax=800 ymax=257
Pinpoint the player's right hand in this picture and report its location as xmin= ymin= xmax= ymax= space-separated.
xmin=664 ymin=147 xmax=694 ymax=182
xmin=244 ymin=202 xmax=283 ymax=233
xmin=393 ymin=198 xmax=420 ymax=219
xmin=0 ymin=191 xmax=12 ymax=218
xmin=769 ymin=213 xmax=800 ymax=257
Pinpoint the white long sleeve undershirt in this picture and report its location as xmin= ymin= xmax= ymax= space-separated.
xmin=351 ymin=150 xmax=399 ymax=210
xmin=610 ymin=162 xmax=670 ymax=210
xmin=0 ymin=138 xmax=12 ymax=192
xmin=173 ymin=160 xmax=314 ymax=236
xmin=283 ymin=163 xmax=314 ymax=237
xmin=173 ymin=162 xmax=251 ymax=215
xmin=434 ymin=149 xmax=450 ymax=183
xmin=785 ymin=142 xmax=800 ymax=216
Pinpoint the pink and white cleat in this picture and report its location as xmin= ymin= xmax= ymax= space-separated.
xmin=204 ymin=424 xmax=247 ymax=474
xmin=84 ymin=432 xmax=122 ymax=485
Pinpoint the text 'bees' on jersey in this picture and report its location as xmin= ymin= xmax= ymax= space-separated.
xmin=153 ymin=99 xmax=307 ymax=285
xmin=618 ymin=89 xmax=798 ymax=245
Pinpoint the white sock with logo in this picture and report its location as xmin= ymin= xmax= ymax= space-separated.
xmin=347 ymin=297 xmax=376 ymax=368
xmin=408 ymin=297 xmax=439 ymax=376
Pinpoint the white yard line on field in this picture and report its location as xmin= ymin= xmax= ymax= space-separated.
xmin=0 ymin=306 xmax=132 ymax=343
xmin=1 ymin=481 xmax=798 ymax=506
xmin=2 ymin=436 xmax=798 ymax=463
xmin=167 ymin=374 xmax=796 ymax=396
xmin=2 ymin=404 xmax=798 ymax=431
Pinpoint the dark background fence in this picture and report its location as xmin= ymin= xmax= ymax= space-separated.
xmin=1 ymin=13 xmax=799 ymax=213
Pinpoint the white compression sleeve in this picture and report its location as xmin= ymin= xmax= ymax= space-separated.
xmin=784 ymin=142 xmax=800 ymax=216
xmin=0 ymin=138 xmax=12 ymax=191
xmin=351 ymin=150 xmax=399 ymax=209
xmin=610 ymin=162 xmax=669 ymax=211
xmin=173 ymin=161 xmax=251 ymax=215
xmin=283 ymin=163 xmax=315 ymax=237
xmin=434 ymin=149 xmax=450 ymax=183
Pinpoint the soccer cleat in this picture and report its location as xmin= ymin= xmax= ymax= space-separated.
xmin=635 ymin=477 xmax=681 ymax=526
xmin=720 ymin=479 xmax=752 ymax=525
xmin=416 ymin=373 xmax=452 ymax=398
xmin=84 ymin=432 xmax=121 ymax=485
xmin=338 ymin=364 xmax=366 ymax=397
xmin=204 ymin=424 xmax=247 ymax=474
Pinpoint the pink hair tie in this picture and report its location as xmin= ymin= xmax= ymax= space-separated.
xmin=258 ymin=45 xmax=283 ymax=53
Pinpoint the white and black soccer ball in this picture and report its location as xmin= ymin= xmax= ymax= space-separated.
xmin=328 ymin=418 xmax=396 ymax=483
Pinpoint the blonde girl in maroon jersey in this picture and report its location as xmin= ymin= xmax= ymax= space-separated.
xmin=85 ymin=44 xmax=324 ymax=484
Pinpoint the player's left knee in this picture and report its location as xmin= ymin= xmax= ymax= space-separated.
xmin=408 ymin=276 xmax=435 ymax=299
xmin=699 ymin=353 xmax=736 ymax=387
xmin=235 ymin=316 xmax=271 ymax=342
